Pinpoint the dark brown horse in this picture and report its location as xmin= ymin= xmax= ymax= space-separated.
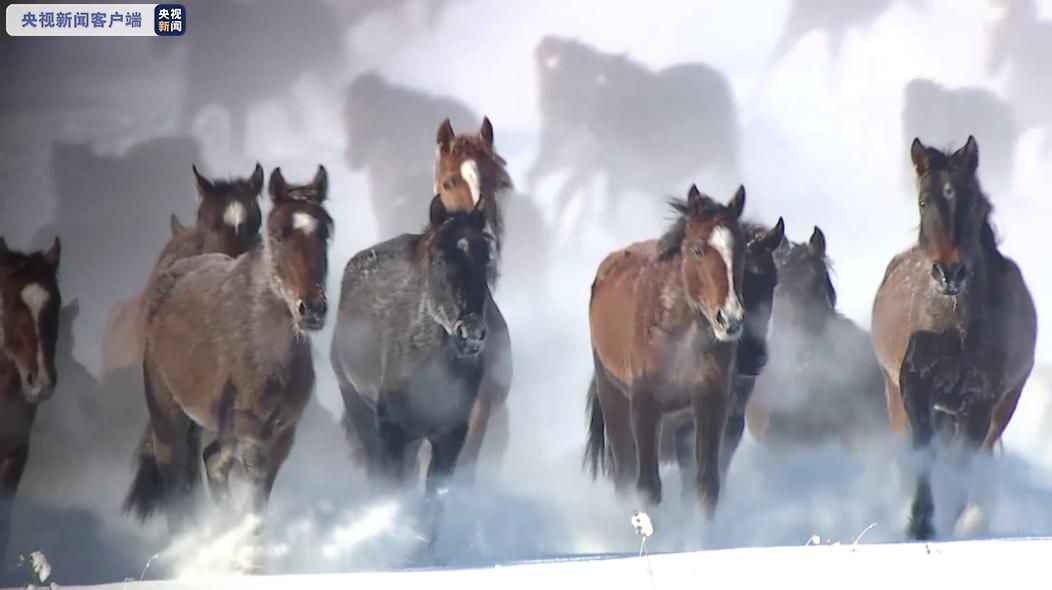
xmin=872 ymin=136 xmax=1037 ymax=540
xmin=432 ymin=118 xmax=514 ymax=476
xmin=101 ymin=163 xmax=265 ymax=376
xmin=746 ymin=227 xmax=887 ymax=446
xmin=331 ymin=196 xmax=499 ymax=497
xmin=0 ymin=237 xmax=61 ymax=559
xmin=125 ymin=166 xmax=332 ymax=572
xmin=585 ymin=185 xmax=747 ymax=517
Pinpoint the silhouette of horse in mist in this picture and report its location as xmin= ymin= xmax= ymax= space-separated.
xmin=767 ymin=0 xmax=923 ymax=65
xmin=988 ymin=0 xmax=1052 ymax=154
xmin=175 ymin=0 xmax=349 ymax=153
xmin=345 ymin=71 xmax=481 ymax=239
xmin=527 ymin=36 xmax=740 ymax=225
xmin=902 ymin=79 xmax=1018 ymax=192
xmin=872 ymin=136 xmax=1036 ymax=540
xmin=331 ymin=196 xmax=505 ymax=509
xmin=32 ymin=136 xmax=203 ymax=364
xmin=126 ymin=167 xmax=333 ymax=573
xmin=101 ymin=163 xmax=264 ymax=377
xmin=585 ymin=185 xmax=748 ymax=519
xmin=745 ymin=227 xmax=887 ymax=447
xmin=0 ymin=237 xmax=62 ymax=561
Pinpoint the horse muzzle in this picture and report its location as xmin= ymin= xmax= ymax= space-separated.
xmin=296 ymin=296 xmax=328 ymax=331
xmin=713 ymin=308 xmax=744 ymax=342
xmin=931 ymin=262 xmax=968 ymax=296
xmin=452 ymin=315 xmax=487 ymax=357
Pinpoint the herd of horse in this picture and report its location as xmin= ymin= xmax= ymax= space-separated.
xmin=0 ymin=112 xmax=1038 ymax=572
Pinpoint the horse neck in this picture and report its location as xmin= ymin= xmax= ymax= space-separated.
xmin=245 ymin=239 xmax=295 ymax=328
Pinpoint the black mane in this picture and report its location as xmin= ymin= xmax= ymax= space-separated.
xmin=657 ymin=195 xmax=725 ymax=260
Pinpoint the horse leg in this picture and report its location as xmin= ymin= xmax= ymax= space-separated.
xmin=376 ymin=399 xmax=412 ymax=487
xmin=337 ymin=377 xmax=378 ymax=468
xmin=458 ymin=306 xmax=512 ymax=481
xmin=720 ymin=375 xmax=754 ymax=478
xmin=981 ymin=380 xmax=1028 ymax=451
xmin=899 ymin=338 xmax=936 ymax=541
xmin=426 ymin=423 xmax=469 ymax=496
xmin=882 ymin=371 xmax=909 ymax=435
xmin=673 ymin=421 xmax=696 ymax=500
xmin=693 ymin=384 xmax=728 ymax=520
xmin=143 ymin=364 xmax=200 ymax=536
xmin=0 ymin=442 xmax=30 ymax=559
xmin=595 ymin=372 xmax=636 ymax=495
xmin=238 ymin=427 xmax=296 ymax=575
xmin=203 ymin=438 xmax=237 ymax=507
xmin=630 ymin=392 xmax=662 ymax=506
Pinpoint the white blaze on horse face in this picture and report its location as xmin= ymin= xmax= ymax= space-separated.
xmin=943 ymin=181 xmax=956 ymax=200
xmin=292 ymin=211 xmax=318 ymax=234
xmin=709 ymin=226 xmax=744 ymax=321
xmin=460 ymin=160 xmax=481 ymax=205
xmin=21 ymin=283 xmax=51 ymax=388
xmin=224 ymin=201 xmax=246 ymax=234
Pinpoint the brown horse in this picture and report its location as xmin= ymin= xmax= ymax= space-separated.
xmin=640 ymin=219 xmax=787 ymax=484
xmin=0 ymin=237 xmax=61 ymax=558
xmin=431 ymin=118 xmax=514 ymax=478
xmin=586 ymin=184 xmax=746 ymax=517
xmin=101 ymin=163 xmax=264 ymax=376
xmin=745 ymin=227 xmax=887 ymax=447
xmin=125 ymin=166 xmax=332 ymax=571
xmin=871 ymin=136 xmax=1037 ymax=540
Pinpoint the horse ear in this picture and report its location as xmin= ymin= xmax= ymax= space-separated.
xmin=480 ymin=117 xmax=494 ymax=147
xmin=170 ymin=213 xmax=187 ymax=237
xmin=910 ymin=138 xmax=929 ymax=176
xmin=809 ymin=226 xmax=827 ymax=258
xmin=310 ymin=165 xmax=328 ymax=202
xmin=268 ymin=167 xmax=289 ymax=201
xmin=437 ymin=118 xmax=455 ymax=152
xmin=249 ymin=162 xmax=264 ymax=196
xmin=951 ymin=135 xmax=979 ymax=175
xmin=760 ymin=217 xmax=786 ymax=251
xmin=728 ymin=185 xmax=746 ymax=219
xmin=44 ymin=237 xmax=61 ymax=270
xmin=192 ymin=164 xmax=214 ymax=202
xmin=686 ymin=184 xmax=701 ymax=206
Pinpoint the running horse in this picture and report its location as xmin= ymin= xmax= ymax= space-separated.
xmin=125 ymin=166 xmax=332 ymax=571
xmin=0 ymin=237 xmax=61 ymax=558
xmin=430 ymin=118 xmax=514 ymax=477
xmin=101 ymin=163 xmax=264 ymax=376
xmin=872 ymin=136 xmax=1036 ymax=540
xmin=586 ymin=184 xmax=747 ymax=517
xmin=331 ymin=196 xmax=498 ymax=496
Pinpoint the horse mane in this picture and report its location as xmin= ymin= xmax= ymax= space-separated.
xmin=415 ymin=211 xmax=497 ymax=282
xmin=777 ymin=239 xmax=838 ymax=310
xmin=657 ymin=195 xmax=724 ymax=260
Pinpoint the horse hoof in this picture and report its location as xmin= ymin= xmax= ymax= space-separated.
xmin=907 ymin=518 xmax=935 ymax=541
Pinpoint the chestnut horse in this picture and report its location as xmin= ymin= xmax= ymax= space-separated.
xmin=872 ymin=136 xmax=1036 ymax=540
xmin=431 ymin=118 xmax=514 ymax=478
xmin=0 ymin=237 xmax=61 ymax=558
xmin=586 ymin=184 xmax=746 ymax=517
xmin=745 ymin=227 xmax=886 ymax=447
xmin=101 ymin=163 xmax=264 ymax=376
xmin=125 ymin=167 xmax=332 ymax=571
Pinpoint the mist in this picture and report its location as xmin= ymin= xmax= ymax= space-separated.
xmin=3 ymin=0 xmax=1052 ymax=585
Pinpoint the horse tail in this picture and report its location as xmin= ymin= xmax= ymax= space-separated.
xmin=583 ymin=372 xmax=608 ymax=479
xmin=123 ymin=424 xmax=165 ymax=521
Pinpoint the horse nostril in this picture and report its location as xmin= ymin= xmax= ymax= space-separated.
xmin=716 ymin=309 xmax=727 ymax=328
xmin=297 ymin=300 xmax=306 ymax=316
xmin=316 ymin=299 xmax=327 ymax=316
xmin=931 ymin=264 xmax=944 ymax=282
xmin=26 ymin=372 xmax=36 ymax=387
xmin=478 ymin=326 xmax=487 ymax=341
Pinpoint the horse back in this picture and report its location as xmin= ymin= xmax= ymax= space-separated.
xmin=100 ymin=290 xmax=147 ymax=374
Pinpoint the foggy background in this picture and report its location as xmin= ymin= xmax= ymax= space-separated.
xmin=2 ymin=0 xmax=1052 ymax=585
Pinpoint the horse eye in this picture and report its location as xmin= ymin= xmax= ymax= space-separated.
xmin=919 ymin=197 xmax=928 ymax=208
